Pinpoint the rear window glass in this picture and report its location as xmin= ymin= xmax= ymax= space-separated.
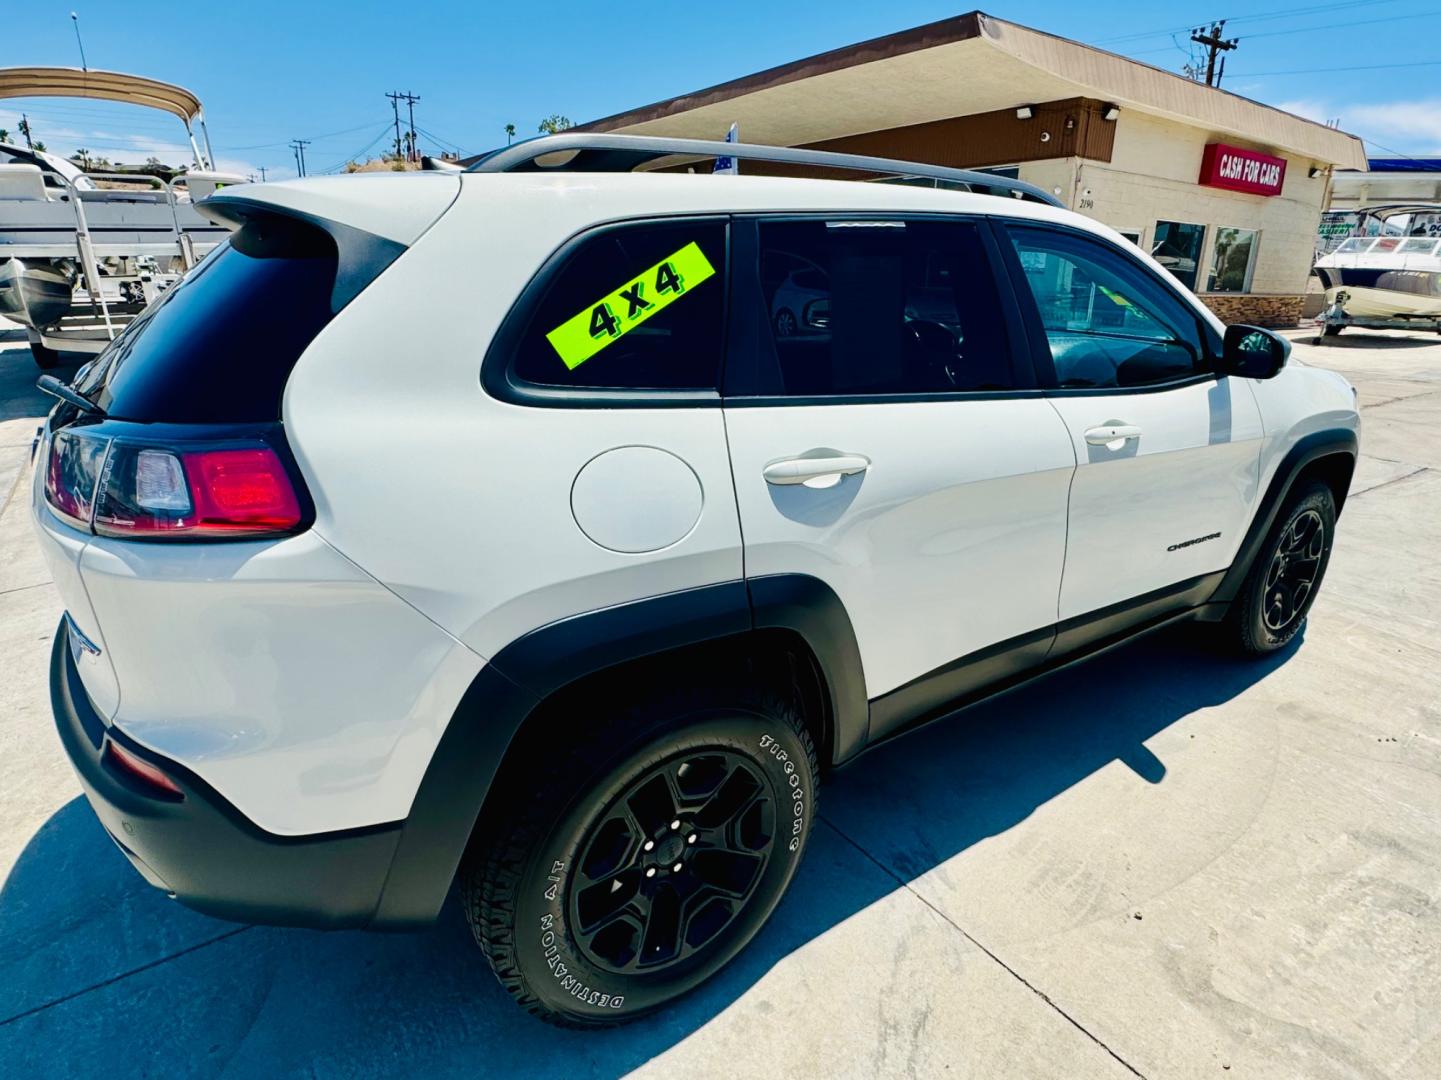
xmin=75 ymin=217 xmax=340 ymax=423
xmin=510 ymin=220 xmax=726 ymax=391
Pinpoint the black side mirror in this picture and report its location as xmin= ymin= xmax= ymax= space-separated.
xmin=1219 ymin=324 xmax=1290 ymax=380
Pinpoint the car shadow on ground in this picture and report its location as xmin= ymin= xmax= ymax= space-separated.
xmin=1299 ymin=331 xmax=1440 ymax=350
xmin=0 ymin=624 xmax=1298 ymax=1076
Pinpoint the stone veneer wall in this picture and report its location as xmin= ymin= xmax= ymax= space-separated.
xmin=1199 ymin=293 xmax=1304 ymax=329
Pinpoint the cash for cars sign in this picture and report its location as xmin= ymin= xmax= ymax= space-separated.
xmin=1199 ymin=143 xmax=1287 ymax=197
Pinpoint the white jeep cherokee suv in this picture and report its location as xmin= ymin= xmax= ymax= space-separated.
xmin=32 ymin=135 xmax=1359 ymax=1026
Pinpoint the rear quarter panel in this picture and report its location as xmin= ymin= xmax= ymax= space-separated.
xmin=280 ymin=177 xmax=745 ymax=664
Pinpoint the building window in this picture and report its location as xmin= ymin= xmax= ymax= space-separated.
xmin=1117 ymin=230 xmax=1143 ymax=247
xmin=1206 ymin=227 xmax=1259 ymax=293
xmin=1151 ymin=221 xmax=1206 ymax=291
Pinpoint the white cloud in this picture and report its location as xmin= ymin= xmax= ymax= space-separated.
xmin=1266 ymin=96 xmax=1441 ymax=154
xmin=1273 ymin=99 xmax=1332 ymax=125
xmin=1344 ymin=99 xmax=1441 ymax=153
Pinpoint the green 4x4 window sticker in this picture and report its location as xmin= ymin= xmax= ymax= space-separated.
xmin=546 ymin=241 xmax=716 ymax=370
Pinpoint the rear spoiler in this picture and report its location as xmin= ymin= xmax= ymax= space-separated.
xmin=198 ymin=197 xmax=405 ymax=310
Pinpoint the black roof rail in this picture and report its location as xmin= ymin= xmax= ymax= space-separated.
xmin=465 ymin=133 xmax=1063 ymax=208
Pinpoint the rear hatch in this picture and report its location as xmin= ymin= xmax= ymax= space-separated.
xmin=32 ymin=175 xmax=459 ymax=715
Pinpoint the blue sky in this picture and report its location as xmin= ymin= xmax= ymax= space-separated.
xmin=5 ymin=1 xmax=1441 ymax=179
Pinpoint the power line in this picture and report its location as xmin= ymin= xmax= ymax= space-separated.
xmin=1231 ymin=58 xmax=1441 ymax=76
xmin=1126 ymin=9 xmax=1441 ymax=56
xmin=413 ymin=122 xmax=466 ymax=155
xmin=219 ymin=120 xmax=391 ymax=152
xmin=1347 ymin=133 xmax=1441 ymax=170
xmin=1096 ymin=0 xmax=1403 ymax=44
xmin=313 ymin=123 xmax=395 ymax=174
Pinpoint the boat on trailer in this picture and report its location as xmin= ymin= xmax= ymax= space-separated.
xmin=1312 ymin=203 xmax=1441 ymax=340
xmin=0 ymin=67 xmax=246 ymax=368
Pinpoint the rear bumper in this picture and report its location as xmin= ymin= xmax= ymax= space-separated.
xmin=50 ymin=622 xmax=403 ymax=929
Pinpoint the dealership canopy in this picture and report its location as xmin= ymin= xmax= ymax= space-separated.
xmin=579 ymin=12 xmax=1367 ymax=170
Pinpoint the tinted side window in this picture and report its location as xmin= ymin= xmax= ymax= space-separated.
xmin=512 ymin=221 xmax=726 ymax=390
xmin=753 ymin=219 xmax=1015 ymax=396
xmin=1007 ymin=226 xmax=1206 ymax=389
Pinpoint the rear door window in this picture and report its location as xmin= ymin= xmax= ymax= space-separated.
xmin=75 ymin=216 xmax=342 ymax=423
xmin=509 ymin=221 xmax=727 ymax=391
xmin=745 ymin=217 xmax=1018 ymax=397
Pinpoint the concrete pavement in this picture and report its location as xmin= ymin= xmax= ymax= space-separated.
xmin=0 ymin=317 xmax=1437 ymax=1078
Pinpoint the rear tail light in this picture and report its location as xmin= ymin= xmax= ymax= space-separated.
xmin=44 ymin=428 xmax=110 ymax=530
xmin=43 ymin=429 xmax=306 ymax=540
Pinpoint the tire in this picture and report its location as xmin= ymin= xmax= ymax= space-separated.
xmin=464 ymin=681 xmax=818 ymax=1027
xmin=30 ymin=340 xmax=63 ymax=370
xmin=1224 ymin=481 xmax=1336 ymax=656
xmin=1322 ymin=323 xmax=1343 ymax=337
xmin=773 ymin=308 xmax=797 ymax=337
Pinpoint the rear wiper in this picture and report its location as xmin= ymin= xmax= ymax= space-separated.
xmin=36 ymin=375 xmax=106 ymax=416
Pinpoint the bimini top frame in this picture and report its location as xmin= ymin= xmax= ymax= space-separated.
xmin=466 ymin=133 xmax=1063 ymax=207
xmin=0 ymin=66 xmax=214 ymax=170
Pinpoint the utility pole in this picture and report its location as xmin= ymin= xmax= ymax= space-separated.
xmin=386 ymin=92 xmax=403 ymax=159
xmin=405 ymin=92 xmax=419 ymax=163
xmin=386 ymin=91 xmax=421 ymax=162
xmin=1190 ymin=21 xmax=1239 ymax=87
xmin=289 ymin=139 xmax=310 ymax=177
xmin=18 ymin=114 xmax=33 ymax=149
xmin=258 ymin=165 xmax=268 ymax=181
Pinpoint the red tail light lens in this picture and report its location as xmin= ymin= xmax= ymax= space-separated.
xmin=186 ymin=449 xmax=302 ymax=531
xmin=93 ymin=442 xmax=303 ymax=539
xmin=105 ymin=739 xmax=185 ymax=799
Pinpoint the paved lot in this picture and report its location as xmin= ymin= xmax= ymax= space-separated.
xmin=1 ymin=316 xmax=1438 ymax=1078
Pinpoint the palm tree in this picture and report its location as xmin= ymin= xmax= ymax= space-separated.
xmin=537 ymin=114 xmax=573 ymax=135
xmin=72 ymin=148 xmax=92 ymax=170
xmin=0 ymin=128 xmax=9 ymax=144
xmin=505 ymin=123 xmax=516 ymax=145
xmin=33 ymin=141 xmax=47 ymax=152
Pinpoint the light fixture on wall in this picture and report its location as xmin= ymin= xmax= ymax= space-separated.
xmin=1103 ymin=104 xmax=1121 ymax=121
xmin=1016 ymin=105 xmax=1035 ymax=120
xmin=1040 ymin=131 xmax=1051 ymax=143
xmin=1308 ymin=166 xmax=1322 ymax=179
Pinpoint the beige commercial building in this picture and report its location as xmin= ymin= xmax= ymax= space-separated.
xmin=580 ymin=11 xmax=1368 ymax=327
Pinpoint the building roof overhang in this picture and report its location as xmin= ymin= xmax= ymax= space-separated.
xmin=580 ymin=11 xmax=1368 ymax=170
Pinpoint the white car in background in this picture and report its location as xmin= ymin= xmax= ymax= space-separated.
xmin=32 ymin=134 xmax=1358 ymax=1026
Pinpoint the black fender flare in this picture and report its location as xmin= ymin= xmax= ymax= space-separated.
xmin=1207 ymin=427 xmax=1358 ymax=609
xmin=371 ymin=574 xmax=868 ymax=927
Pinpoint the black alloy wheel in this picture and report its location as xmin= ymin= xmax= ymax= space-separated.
xmin=1261 ymin=508 xmax=1326 ymax=634
xmin=1227 ymin=481 xmax=1337 ymax=655
xmin=570 ymin=750 xmax=775 ymax=974
xmin=465 ymin=688 xmax=817 ymax=1026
